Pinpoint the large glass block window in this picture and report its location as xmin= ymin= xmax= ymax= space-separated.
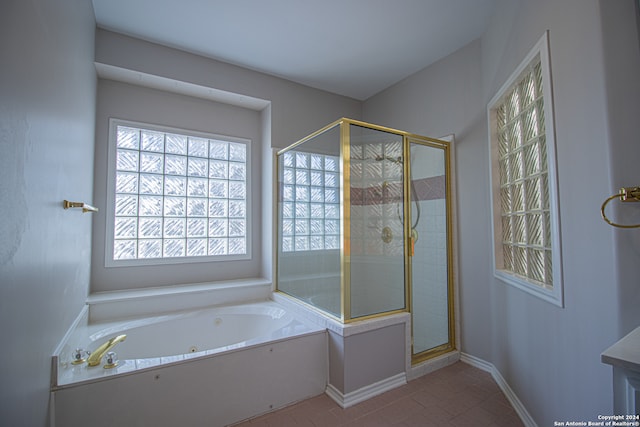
xmin=488 ymin=32 xmax=563 ymax=306
xmin=280 ymin=151 xmax=340 ymax=252
xmin=108 ymin=120 xmax=249 ymax=265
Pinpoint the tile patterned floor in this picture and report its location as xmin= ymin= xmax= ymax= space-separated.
xmin=232 ymin=362 xmax=524 ymax=426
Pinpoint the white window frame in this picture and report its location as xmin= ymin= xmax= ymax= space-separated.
xmin=105 ymin=118 xmax=252 ymax=267
xmin=487 ymin=31 xmax=564 ymax=307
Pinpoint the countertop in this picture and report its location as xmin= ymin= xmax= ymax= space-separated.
xmin=602 ymin=325 xmax=640 ymax=373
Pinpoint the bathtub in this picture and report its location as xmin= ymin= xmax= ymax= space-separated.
xmin=51 ymin=299 xmax=328 ymax=427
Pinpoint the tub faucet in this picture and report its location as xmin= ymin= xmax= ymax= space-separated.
xmin=86 ymin=334 xmax=127 ymax=367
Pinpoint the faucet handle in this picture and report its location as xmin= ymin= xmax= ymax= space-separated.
xmin=86 ymin=334 xmax=126 ymax=367
xmin=103 ymin=351 xmax=119 ymax=369
xmin=71 ymin=348 xmax=90 ymax=365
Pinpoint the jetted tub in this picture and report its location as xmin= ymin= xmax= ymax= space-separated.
xmin=51 ymin=300 xmax=328 ymax=427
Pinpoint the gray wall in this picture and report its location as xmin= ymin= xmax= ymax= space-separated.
xmin=0 ymin=0 xmax=97 ymax=426
xmin=600 ymin=0 xmax=640 ymax=335
xmin=365 ymin=0 xmax=640 ymax=424
xmin=95 ymin=29 xmax=362 ymax=153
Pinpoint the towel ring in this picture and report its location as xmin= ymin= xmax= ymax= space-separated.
xmin=600 ymin=187 xmax=640 ymax=229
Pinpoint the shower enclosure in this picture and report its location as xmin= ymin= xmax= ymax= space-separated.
xmin=276 ymin=118 xmax=454 ymax=363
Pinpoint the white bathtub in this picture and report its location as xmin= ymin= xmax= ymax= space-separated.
xmin=90 ymin=302 xmax=302 ymax=359
xmin=51 ymin=299 xmax=328 ymax=427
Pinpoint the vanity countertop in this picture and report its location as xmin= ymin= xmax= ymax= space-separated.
xmin=602 ymin=325 xmax=640 ymax=373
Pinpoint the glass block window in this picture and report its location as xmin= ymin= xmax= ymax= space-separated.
xmin=496 ymin=57 xmax=550 ymax=283
xmin=280 ymin=150 xmax=340 ymax=252
xmin=107 ymin=120 xmax=249 ymax=265
xmin=488 ymin=32 xmax=563 ymax=306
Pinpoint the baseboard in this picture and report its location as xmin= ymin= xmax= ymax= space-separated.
xmin=325 ymin=373 xmax=407 ymax=408
xmin=460 ymin=353 xmax=538 ymax=427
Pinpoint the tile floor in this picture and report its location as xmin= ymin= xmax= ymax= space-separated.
xmin=232 ymin=362 xmax=524 ymax=426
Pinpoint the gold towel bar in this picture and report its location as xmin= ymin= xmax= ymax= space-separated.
xmin=600 ymin=186 xmax=640 ymax=228
xmin=63 ymin=200 xmax=98 ymax=213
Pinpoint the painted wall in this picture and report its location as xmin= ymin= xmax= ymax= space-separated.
xmin=0 ymin=0 xmax=97 ymax=425
xmin=365 ymin=0 xmax=640 ymax=424
xmin=599 ymin=0 xmax=640 ymax=335
xmin=95 ymin=29 xmax=362 ymax=153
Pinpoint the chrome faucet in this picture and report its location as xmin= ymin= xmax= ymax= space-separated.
xmin=86 ymin=334 xmax=127 ymax=367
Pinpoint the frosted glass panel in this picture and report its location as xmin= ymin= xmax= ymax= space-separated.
xmin=188 ymin=178 xmax=208 ymax=197
xmin=277 ymin=123 xmax=341 ymax=317
xmin=116 ymin=172 xmax=138 ymax=193
xmin=140 ymin=152 xmax=163 ymax=174
xmin=165 ymin=155 xmax=187 ymax=176
xmin=164 ymin=219 xmax=185 ymax=238
xmin=164 ymin=239 xmax=185 ymax=257
xmin=165 ymin=134 xmax=187 ymax=154
xmin=141 ymin=130 xmax=164 ymax=152
xmin=140 ymin=174 xmax=163 ymax=195
xmin=139 ymin=196 xmax=162 ymax=216
xmin=188 ymin=158 xmax=208 ymax=177
xmin=187 ymin=239 xmax=207 ymax=256
xmin=188 ymin=137 xmax=208 ymax=157
xmin=115 ymin=195 xmax=137 ymax=216
xmin=139 ymin=240 xmax=162 ymax=259
xmin=229 ymin=142 xmax=246 ymax=161
xmin=117 ymin=149 xmax=139 ymax=172
xmin=114 ymin=240 xmax=136 ymax=260
xmin=117 ymin=127 xmax=140 ymax=149
xmin=349 ymin=124 xmax=405 ymax=318
xmin=114 ymin=218 xmax=137 ymax=239
xmin=139 ymin=218 xmax=162 ymax=238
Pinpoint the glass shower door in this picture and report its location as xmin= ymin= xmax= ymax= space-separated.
xmin=348 ymin=124 xmax=406 ymax=319
xmin=408 ymin=137 xmax=454 ymax=361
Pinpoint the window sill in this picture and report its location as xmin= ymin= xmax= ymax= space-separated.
xmin=494 ymin=270 xmax=563 ymax=308
xmin=87 ymin=278 xmax=272 ymax=322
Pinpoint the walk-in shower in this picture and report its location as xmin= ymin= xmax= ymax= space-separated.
xmin=276 ymin=118 xmax=455 ymax=363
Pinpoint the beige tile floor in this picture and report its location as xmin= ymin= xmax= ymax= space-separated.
xmin=232 ymin=362 xmax=524 ymax=426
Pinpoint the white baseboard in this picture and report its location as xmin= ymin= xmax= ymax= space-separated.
xmin=460 ymin=353 xmax=538 ymax=427
xmin=326 ymin=373 xmax=407 ymax=408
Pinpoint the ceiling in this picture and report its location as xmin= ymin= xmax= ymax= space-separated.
xmin=92 ymin=0 xmax=496 ymax=101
